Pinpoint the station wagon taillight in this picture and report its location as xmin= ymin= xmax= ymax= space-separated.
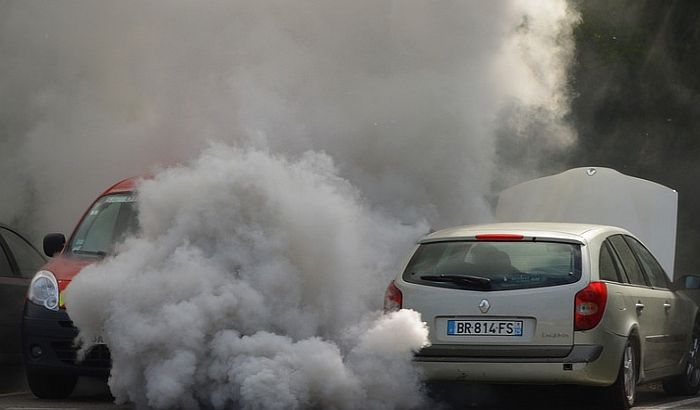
xmin=383 ymin=281 xmax=402 ymax=312
xmin=574 ymin=281 xmax=607 ymax=331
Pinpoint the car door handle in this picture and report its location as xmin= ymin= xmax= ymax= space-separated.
xmin=664 ymin=302 xmax=672 ymax=310
xmin=635 ymin=302 xmax=645 ymax=312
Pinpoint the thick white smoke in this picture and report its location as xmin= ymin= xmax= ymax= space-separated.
xmin=65 ymin=145 xmax=430 ymax=408
xmin=1 ymin=0 xmax=580 ymax=408
xmin=0 ymin=0 xmax=578 ymax=235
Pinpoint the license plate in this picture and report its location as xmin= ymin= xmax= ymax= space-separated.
xmin=447 ymin=320 xmax=523 ymax=336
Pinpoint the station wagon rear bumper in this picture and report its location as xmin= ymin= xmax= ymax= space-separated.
xmin=414 ymin=336 xmax=626 ymax=386
xmin=415 ymin=344 xmax=603 ymax=363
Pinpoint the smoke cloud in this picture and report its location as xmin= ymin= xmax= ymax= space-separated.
xmin=1 ymin=0 xmax=577 ymax=234
xmin=1 ymin=0 xmax=580 ymax=408
xmin=65 ymin=145 xmax=430 ymax=408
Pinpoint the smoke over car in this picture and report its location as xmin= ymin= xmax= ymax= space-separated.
xmin=65 ymin=146 xmax=431 ymax=408
xmin=1 ymin=0 xmax=580 ymax=408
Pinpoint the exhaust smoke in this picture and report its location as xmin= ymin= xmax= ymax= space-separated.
xmin=1 ymin=0 xmax=580 ymax=408
xmin=65 ymin=146 xmax=430 ymax=408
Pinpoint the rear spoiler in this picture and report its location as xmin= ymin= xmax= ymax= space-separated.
xmin=419 ymin=236 xmax=584 ymax=245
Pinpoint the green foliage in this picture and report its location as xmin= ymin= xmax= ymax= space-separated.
xmin=568 ymin=0 xmax=700 ymax=274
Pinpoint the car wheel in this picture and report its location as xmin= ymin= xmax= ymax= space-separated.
xmin=604 ymin=338 xmax=637 ymax=410
xmin=663 ymin=321 xmax=700 ymax=396
xmin=26 ymin=370 xmax=77 ymax=399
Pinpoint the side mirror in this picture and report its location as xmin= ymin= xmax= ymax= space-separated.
xmin=679 ymin=275 xmax=700 ymax=290
xmin=43 ymin=233 xmax=66 ymax=257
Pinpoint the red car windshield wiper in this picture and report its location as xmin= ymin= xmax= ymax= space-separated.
xmin=72 ymin=249 xmax=107 ymax=257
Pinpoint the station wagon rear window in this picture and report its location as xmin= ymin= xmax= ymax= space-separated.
xmin=403 ymin=241 xmax=582 ymax=291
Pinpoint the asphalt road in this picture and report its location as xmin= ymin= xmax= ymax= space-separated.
xmin=0 ymin=370 xmax=127 ymax=410
xmin=428 ymin=382 xmax=700 ymax=409
xmin=2 ymin=367 xmax=700 ymax=409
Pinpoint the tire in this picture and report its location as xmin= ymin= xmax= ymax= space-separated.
xmin=604 ymin=338 xmax=638 ymax=410
xmin=26 ymin=370 xmax=77 ymax=399
xmin=663 ymin=321 xmax=700 ymax=396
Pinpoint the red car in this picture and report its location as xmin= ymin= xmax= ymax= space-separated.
xmin=22 ymin=177 xmax=139 ymax=398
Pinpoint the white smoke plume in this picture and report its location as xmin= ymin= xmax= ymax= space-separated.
xmin=0 ymin=0 xmax=578 ymax=235
xmin=65 ymin=145 xmax=430 ymax=408
xmin=1 ymin=0 xmax=580 ymax=408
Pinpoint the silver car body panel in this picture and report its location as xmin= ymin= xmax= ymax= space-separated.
xmin=399 ymin=223 xmax=697 ymax=386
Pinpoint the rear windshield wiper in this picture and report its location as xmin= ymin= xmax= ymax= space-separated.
xmin=419 ymin=274 xmax=491 ymax=289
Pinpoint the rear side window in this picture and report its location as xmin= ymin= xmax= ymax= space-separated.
xmin=624 ymin=236 xmax=669 ymax=289
xmin=599 ymin=241 xmax=623 ymax=283
xmin=0 ymin=246 xmax=12 ymax=277
xmin=403 ymin=241 xmax=582 ymax=291
xmin=0 ymin=228 xmax=45 ymax=278
xmin=608 ymin=235 xmax=648 ymax=286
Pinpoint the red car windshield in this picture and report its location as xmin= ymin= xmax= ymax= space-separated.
xmin=69 ymin=193 xmax=139 ymax=256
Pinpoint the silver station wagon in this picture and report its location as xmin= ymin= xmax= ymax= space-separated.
xmin=385 ymin=168 xmax=700 ymax=410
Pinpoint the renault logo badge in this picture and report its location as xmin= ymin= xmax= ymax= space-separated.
xmin=479 ymin=299 xmax=490 ymax=314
